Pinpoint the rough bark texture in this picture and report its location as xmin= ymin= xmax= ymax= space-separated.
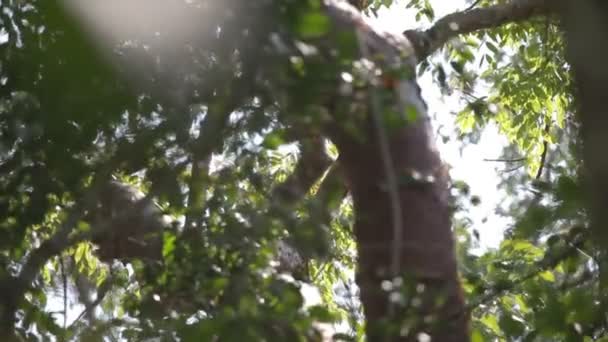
xmin=322 ymin=1 xmax=468 ymax=340
xmin=335 ymin=120 xmax=467 ymax=341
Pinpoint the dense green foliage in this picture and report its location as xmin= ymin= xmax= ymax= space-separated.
xmin=0 ymin=0 xmax=603 ymax=341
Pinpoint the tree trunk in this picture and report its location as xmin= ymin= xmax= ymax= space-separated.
xmin=335 ymin=119 xmax=468 ymax=341
xmin=322 ymin=1 xmax=469 ymax=340
xmin=559 ymin=0 xmax=608 ymax=282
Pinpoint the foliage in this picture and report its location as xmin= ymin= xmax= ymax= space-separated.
xmin=0 ymin=0 xmax=604 ymax=341
xmin=420 ymin=1 xmax=600 ymax=340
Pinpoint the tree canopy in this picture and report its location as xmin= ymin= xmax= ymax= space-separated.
xmin=0 ymin=0 xmax=606 ymax=341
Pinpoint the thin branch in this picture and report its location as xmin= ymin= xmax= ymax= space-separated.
xmin=314 ymin=162 xmax=349 ymax=211
xmin=184 ymin=107 xmax=231 ymax=231
xmin=70 ymin=275 xmax=113 ymax=328
xmin=535 ymin=119 xmax=551 ymax=179
xmin=501 ymin=164 xmax=525 ymax=173
xmin=311 ymin=261 xmax=330 ymax=283
xmin=184 ymin=153 xmax=209 ymax=231
xmin=59 ymin=256 xmax=68 ymax=333
xmin=465 ymin=0 xmax=482 ymax=12
xmin=461 ymin=89 xmax=486 ymax=102
xmin=184 ymin=74 xmax=256 ymax=232
xmin=404 ymin=0 xmax=555 ymax=61
xmin=483 ymin=157 xmax=526 ymax=163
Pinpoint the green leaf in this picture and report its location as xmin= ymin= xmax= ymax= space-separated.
xmin=456 ymin=109 xmax=476 ymax=133
xmin=162 ymin=231 xmax=177 ymax=258
xmin=296 ymin=11 xmax=331 ymax=39
xmin=539 ymin=271 xmax=555 ymax=282
xmin=262 ymin=132 xmax=286 ymax=149
xmin=471 ymin=329 xmax=485 ymax=342
xmin=499 ymin=313 xmax=525 ymax=338
xmin=480 ymin=314 xmax=501 ymax=335
xmin=75 ymin=243 xmax=86 ymax=264
xmin=308 ymin=305 xmax=337 ymax=323
xmin=450 ymin=60 xmax=465 ymax=74
xmin=42 ymin=266 xmax=51 ymax=284
xmin=486 ymin=42 xmax=499 ymax=54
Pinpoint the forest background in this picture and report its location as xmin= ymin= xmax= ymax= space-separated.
xmin=0 ymin=0 xmax=606 ymax=341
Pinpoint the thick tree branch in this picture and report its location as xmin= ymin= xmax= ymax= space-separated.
xmin=266 ymin=125 xmax=352 ymax=280
xmin=404 ymin=0 xmax=555 ymax=61
xmin=270 ymin=133 xmax=333 ymax=278
xmin=272 ymin=134 xmax=332 ymax=205
xmin=1 ymin=148 xmax=165 ymax=331
xmin=315 ymin=162 xmax=348 ymax=211
xmin=0 ymin=172 xmax=112 ymax=334
xmin=184 ymin=71 xmax=258 ymax=231
xmin=184 ymin=106 xmax=229 ymax=232
xmin=14 ymin=177 xmax=114 ymax=292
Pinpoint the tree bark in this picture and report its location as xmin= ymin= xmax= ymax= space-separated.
xmin=558 ymin=0 xmax=608 ymax=282
xmin=335 ymin=118 xmax=468 ymax=341
xmin=321 ymin=1 xmax=468 ymax=340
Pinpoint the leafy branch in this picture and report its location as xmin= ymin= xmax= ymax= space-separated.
xmin=404 ymin=0 xmax=555 ymax=61
xmin=468 ymin=229 xmax=590 ymax=311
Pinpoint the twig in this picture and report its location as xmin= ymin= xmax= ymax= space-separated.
xmin=463 ymin=90 xmax=485 ymax=100
xmin=70 ymin=276 xmax=112 ymax=328
xmin=465 ymin=0 xmax=482 ymax=12
xmin=535 ymin=119 xmax=551 ymax=179
xmin=59 ymin=256 xmax=68 ymax=333
xmin=311 ymin=262 xmax=330 ymax=283
xmin=502 ymin=164 xmax=525 ymax=173
xmin=483 ymin=157 xmax=526 ymax=163
xmin=272 ymin=133 xmax=332 ymax=205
